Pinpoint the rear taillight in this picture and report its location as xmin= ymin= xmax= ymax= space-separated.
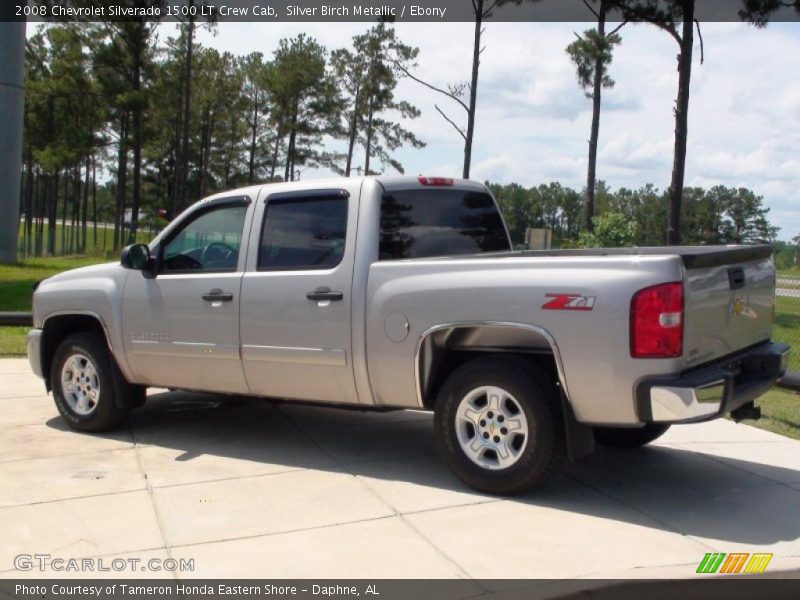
xmin=630 ymin=282 xmax=684 ymax=358
xmin=418 ymin=176 xmax=454 ymax=186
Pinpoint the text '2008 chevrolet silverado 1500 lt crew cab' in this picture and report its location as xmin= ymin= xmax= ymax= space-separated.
xmin=27 ymin=176 xmax=791 ymax=494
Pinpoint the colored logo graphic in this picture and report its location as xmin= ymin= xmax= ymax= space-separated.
xmin=696 ymin=552 xmax=773 ymax=574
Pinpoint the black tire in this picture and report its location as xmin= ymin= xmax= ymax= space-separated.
xmin=50 ymin=332 xmax=139 ymax=432
xmin=593 ymin=424 xmax=670 ymax=449
xmin=434 ymin=356 xmax=564 ymax=495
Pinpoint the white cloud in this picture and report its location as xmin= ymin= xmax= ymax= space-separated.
xmin=29 ymin=20 xmax=800 ymax=239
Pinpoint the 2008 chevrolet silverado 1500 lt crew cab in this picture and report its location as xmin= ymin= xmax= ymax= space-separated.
xmin=27 ymin=176 xmax=790 ymax=494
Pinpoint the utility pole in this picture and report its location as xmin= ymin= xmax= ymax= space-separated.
xmin=0 ymin=20 xmax=26 ymax=263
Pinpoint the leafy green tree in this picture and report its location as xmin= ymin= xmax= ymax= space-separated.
xmin=332 ymin=24 xmax=423 ymax=176
xmin=330 ymin=45 xmax=368 ymax=176
xmin=90 ymin=2 xmax=164 ymax=245
xmin=270 ymin=35 xmax=340 ymax=182
xmin=193 ymin=49 xmax=246 ymax=196
xmin=680 ymin=186 xmax=723 ymax=244
xmin=566 ymin=0 xmax=623 ymax=233
xmin=488 ymin=182 xmax=533 ymax=246
xmin=739 ymin=0 xmax=800 ymax=24
xmin=23 ymin=24 xmax=104 ymax=256
xmin=712 ymin=186 xmax=778 ymax=243
xmin=609 ymin=0 xmax=703 ymax=245
xmin=173 ymin=0 xmax=217 ymax=211
xmin=240 ymin=52 xmax=274 ymax=184
xmin=578 ymin=211 xmax=639 ymax=247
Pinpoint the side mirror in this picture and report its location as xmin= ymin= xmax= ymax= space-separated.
xmin=121 ymin=244 xmax=155 ymax=277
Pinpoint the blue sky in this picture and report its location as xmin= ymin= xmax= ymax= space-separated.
xmin=31 ymin=20 xmax=800 ymax=240
xmin=191 ymin=21 xmax=799 ymax=240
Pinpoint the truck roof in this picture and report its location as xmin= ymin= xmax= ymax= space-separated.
xmin=198 ymin=176 xmax=488 ymax=205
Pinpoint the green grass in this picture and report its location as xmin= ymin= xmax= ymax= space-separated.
xmin=0 ymin=256 xmax=109 ymax=356
xmin=0 ymin=255 xmax=110 ymax=310
xmin=18 ymin=223 xmax=155 ymax=257
xmin=0 ymin=327 xmax=28 ymax=356
xmin=774 ymin=296 xmax=800 ymax=372
xmin=743 ymin=386 xmax=800 ymax=441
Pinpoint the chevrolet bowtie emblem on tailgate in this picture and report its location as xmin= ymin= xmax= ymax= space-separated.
xmin=542 ymin=293 xmax=596 ymax=311
xmin=729 ymin=297 xmax=757 ymax=319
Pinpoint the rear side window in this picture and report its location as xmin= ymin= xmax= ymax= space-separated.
xmin=258 ymin=193 xmax=348 ymax=270
xmin=379 ymin=189 xmax=510 ymax=260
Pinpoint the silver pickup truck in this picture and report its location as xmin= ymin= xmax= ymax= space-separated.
xmin=27 ymin=176 xmax=790 ymax=494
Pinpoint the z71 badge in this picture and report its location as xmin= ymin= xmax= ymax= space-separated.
xmin=542 ymin=293 xmax=596 ymax=311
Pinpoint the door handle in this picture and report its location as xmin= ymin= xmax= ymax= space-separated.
xmin=306 ymin=287 xmax=344 ymax=302
xmin=202 ymin=289 xmax=234 ymax=302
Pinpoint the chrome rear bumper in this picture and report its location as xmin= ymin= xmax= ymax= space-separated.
xmin=637 ymin=342 xmax=790 ymax=424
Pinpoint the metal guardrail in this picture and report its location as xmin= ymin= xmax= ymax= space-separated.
xmin=775 ymin=273 xmax=799 ymax=389
xmin=0 ymin=312 xmax=32 ymax=326
xmin=780 ymin=371 xmax=800 ymax=391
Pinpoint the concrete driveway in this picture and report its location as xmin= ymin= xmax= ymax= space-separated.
xmin=2 ymin=357 xmax=800 ymax=582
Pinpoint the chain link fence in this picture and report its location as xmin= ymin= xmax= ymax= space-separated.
xmin=775 ymin=271 xmax=800 ymax=375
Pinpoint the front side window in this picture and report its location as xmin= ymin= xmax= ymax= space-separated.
xmin=161 ymin=204 xmax=247 ymax=272
xmin=380 ymin=189 xmax=510 ymax=260
xmin=259 ymin=193 xmax=348 ymax=270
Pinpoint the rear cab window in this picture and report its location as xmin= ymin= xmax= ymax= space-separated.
xmin=379 ymin=188 xmax=510 ymax=260
xmin=258 ymin=191 xmax=348 ymax=270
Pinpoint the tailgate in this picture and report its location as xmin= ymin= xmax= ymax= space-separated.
xmin=682 ymin=246 xmax=774 ymax=368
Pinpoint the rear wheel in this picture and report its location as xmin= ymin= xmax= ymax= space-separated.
xmin=434 ymin=357 xmax=563 ymax=495
xmin=593 ymin=424 xmax=670 ymax=449
xmin=50 ymin=332 xmax=139 ymax=432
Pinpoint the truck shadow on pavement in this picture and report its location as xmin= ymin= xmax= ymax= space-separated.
xmin=46 ymin=389 xmax=800 ymax=548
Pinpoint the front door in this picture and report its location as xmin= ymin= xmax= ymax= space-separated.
xmin=239 ymin=186 xmax=360 ymax=404
xmin=122 ymin=197 xmax=252 ymax=394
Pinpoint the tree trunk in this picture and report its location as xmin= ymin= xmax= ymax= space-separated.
xmin=82 ymin=157 xmax=89 ymax=253
xmin=667 ymin=2 xmax=695 ymax=245
xmin=170 ymin=94 xmax=182 ymax=218
xmin=345 ymin=85 xmax=361 ymax=177
xmin=35 ymin=167 xmax=43 ymax=256
xmin=270 ymin=113 xmax=284 ymax=182
xmin=129 ymin=34 xmax=143 ymax=245
xmin=178 ymin=12 xmax=195 ymax=211
xmin=585 ymin=1 xmax=607 ymax=233
xmin=92 ymin=155 xmax=97 ymax=248
xmin=364 ymin=97 xmax=375 ymax=176
xmin=198 ymin=107 xmax=208 ymax=196
xmin=72 ymin=164 xmax=80 ymax=254
xmin=463 ymin=0 xmax=484 ymax=179
xmin=115 ymin=113 xmax=129 ymax=250
xmin=61 ymin=171 xmax=68 ymax=255
xmin=284 ymin=101 xmax=298 ymax=182
xmin=24 ymin=152 xmax=33 ymax=257
xmin=47 ymin=171 xmax=57 ymax=256
xmin=248 ymin=91 xmax=258 ymax=184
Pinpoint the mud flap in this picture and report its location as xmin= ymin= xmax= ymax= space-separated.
xmin=110 ymin=355 xmax=146 ymax=410
xmin=560 ymin=389 xmax=594 ymax=461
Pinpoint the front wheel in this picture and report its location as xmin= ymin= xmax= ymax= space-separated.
xmin=593 ymin=424 xmax=670 ymax=449
xmin=434 ymin=357 xmax=564 ymax=495
xmin=50 ymin=332 xmax=132 ymax=432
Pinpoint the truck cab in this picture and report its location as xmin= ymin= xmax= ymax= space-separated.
xmin=28 ymin=176 xmax=790 ymax=494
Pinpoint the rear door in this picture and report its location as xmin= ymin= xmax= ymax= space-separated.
xmin=239 ymin=184 xmax=361 ymax=404
xmin=682 ymin=247 xmax=775 ymax=368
